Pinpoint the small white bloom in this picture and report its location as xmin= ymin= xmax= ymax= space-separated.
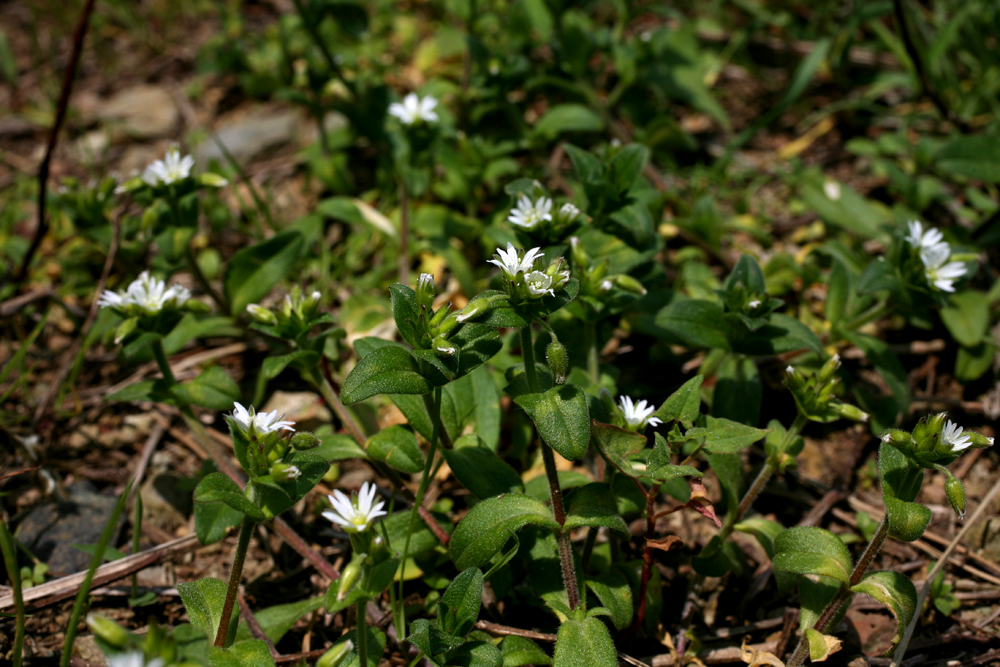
xmin=141 ymin=144 xmax=195 ymax=187
xmin=418 ymin=273 xmax=434 ymax=290
xmin=231 ymin=402 xmax=296 ymax=435
xmin=508 ymin=194 xmax=553 ymax=230
xmin=823 ymin=181 xmax=842 ymax=201
xmin=525 ymin=270 xmax=554 ymax=297
xmin=941 ymin=420 xmax=973 ymax=453
xmin=599 ymin=279 xmax=614 ymax=292
xmin=748 ymin=299 xmax=761 ymax=309
xmin=388 ymin=93 xmax=439 ymax=125
xmin=323 ymin=482 xmax=387 ymax=533
xmin=488 ymin=243 xmax=545 ymax=277
xmin=920 ymin=242 xmax=967 ymax=292
xmin=559 ymin=202 xmax=580 ymax=221
xmin=904 ymin=220 xmax=944 ymax=250
xmin=107 ymin=653 xmax=164 ymax=667
xmin=97 ymin=271 xmax=190 ymax=315
xmin=618 ymin=396 xmax=662 ymax=429
xmin=786 ymin=366 xmax=795 ymax=374
xmin=435 ymin=343 xmax=457 ymax=355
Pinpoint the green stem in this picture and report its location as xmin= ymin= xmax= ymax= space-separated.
xmin=61 ymin=481 xmax=133 ymax=667
xmin=215 ymin=513 xmax=256 ymax=648
xmin=585 ymin=319 xmax=599 ymax=385
xmin=0 ymin=515 xmax=25 ymax=667
xmin=185 ymin=243 xmax=228 ymax=313
xmin=521 ymin=325 xmax=581 ymax=610
xmin=397 ymin=385 xmax=442 ymax=643
xmin=151 ymin=338 xmax=176 ymax=385
xmin=787 ymin=518 xmax=889 ymax=667
xmin=841 ymin=299 xmax=890 ymax=333
xmin=314 ymin=370 xmax=368 ymax=446
xmin=131 ymin=494 xmax=142 ymax=599
xmin=356 ymin=599 xmax=369 ymax=667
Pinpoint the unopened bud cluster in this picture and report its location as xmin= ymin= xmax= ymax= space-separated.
xmin=246 ymin=286 xmax=324 ymax=341
xmin=880 ymin=412 xmax=993 ymax=519
xmin=228 ymin=402 xmax=319 ymax=480
xmin=719 ymin=280 xmax=778 ymax=321
xmin=785 ymin=356 xmax=869 ymax=424
xmin=411 ymin=273 xmax=464 ymax=357
xmin=569 ymin=237 xmax=646 ymax=300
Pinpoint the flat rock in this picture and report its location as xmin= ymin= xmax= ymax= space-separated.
xmin=15 ymin=481 xmax=124 ymax=577
xmin=97 ymin=85 xmax=178 ymax=139
xmin=195 ymin=108 xmax=299 ymax=166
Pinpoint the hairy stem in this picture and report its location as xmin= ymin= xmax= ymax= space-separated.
xmin=585 ymin=319 xmax=599 ymax=385
xmin=397 ymin=385 xmax=443 ymax=643
xmin=152 ymin=338 xmax=176 ymax=386
xmin=0 ymin=515 xmax=25 ymax=667
xmin=215 ymin=513 xmax=256 ymax=647
xmin=787 ymin=518 xmax=889 ymax=666
xmin=521 ymin=325 xmax=581 ymax=610
xmin=356 ymin=598 xmax=369 ymax=667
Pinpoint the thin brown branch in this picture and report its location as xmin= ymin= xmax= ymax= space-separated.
xmin=238 ymin=588 xmax=279 ymax=658
xmin=473 ymin=620 xmax=557 ymax=642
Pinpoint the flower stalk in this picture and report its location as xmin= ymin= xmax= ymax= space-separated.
xmin=215 ymin=512 xmax=256 ymax=647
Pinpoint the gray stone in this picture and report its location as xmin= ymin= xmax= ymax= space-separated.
xmin=97 ymin=85 xmax=179 ymax=139
xmin=195 ymin=108 xmax=299 ymax=166
xmin=140 ymin=472 xmax=193 ymax=534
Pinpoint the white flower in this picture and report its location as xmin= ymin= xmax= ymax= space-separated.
xmin=97 ymin=271 xmax=191 ymax=315
xmin=388 ymin=93 xmax=439 ymax=125
xmin=323 ymin=482 xmax=387 ymax=533
xmin=231 ymin=402 xmax=295 ymax=435
xmin=786 ymin=366 xmax=795 ymax=374
xmin=141 ymin=145 xmax=195 ymax=186
xmin=823 ymin=181 xmax=842 ymax=201
xmin=618 ymin=396 xmax=662 ymax=430
xmin=748 ymin=299 xmax=761 ymax=309
xmin=525 ymin=271 xmax=554 ymax=297
xmin=284 ymin=465 xmax=301 ymax=479
xmin=107 ymin=652 xmax=164 ymax=667
xmin=941 ymin=420 xmax=973 ymax=453
xmin=904 ymin=220 xmax=944 ymax=251
xmin=435 ymin=343 xmax=457 ymax=355
xmin=418 ymin=273 xmax=434 ymax=290
xmin=599 ymin=279 xmax=614 ymax=292
xmin=488 ymin=243 xmax=544 ymax=277
xmin=920 ymin=242 xmax=967 ymax=292
xmin=508 ymin=194 xmax=553 ymax=230
xmin=559 ymin=202 xmax=580 ymax=220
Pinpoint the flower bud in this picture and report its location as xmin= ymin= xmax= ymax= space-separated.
xmin=967 ymin=431 xmax=995 ymax=448
xmin=818 ymin=354 xmax=841 ymax=383
xmin=114 ymin=317 xmax=139 ymax=344
xmin=945 ymin=474 xmax=967 ymax=519
xmin=416 ymin=273 xmax=436 ymax=310
xmin=291 ymin=432 xmax=321 ymax=450
xmin=337 ymin=557 xmax=364 ymax=601
xmin=614 ymin=274 xmax=647 ymax=296
xmin=198 ymin=172 xmax=229 ymax=188
xmin=589 ymin=259 xmax=609 ymax=283
xmin=184 ymin=299 xmax=212 ymax=314
xmin=435 ymin=310 xmax=461 ymax=336
xmin=86 ymin=613 xmax=132 ymax=648
xmin=428 ymin=302 xmax=453 ymax=328
xmin=835 ymin=402 xmax=869 ymax=423
xmin=784 ymin=366 xmax=805 ymax=390
xmin=270 ymin=461 xmax=302 ymax=483
xmin=318 ymin=640 xmax=355 ymax=667
xmin=432 ymin=336 xmax=457 ymax=356
xmin=880 ymin=429 xmax=915 ymax=450
xmin=456 ymin=295 xmax=489 ymax=323
xmin=323 ymin=463 xmax=341 ymax=483
xmin=557 ymin=202 xmax=581 ymax=225
xmin=546 ymin=339 xmax=569 ymax=385
xmin=569 ymin=236 xmax=589 ymax=269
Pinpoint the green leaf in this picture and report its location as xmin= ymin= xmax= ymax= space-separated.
xmin=313 ymin=429 xmax=367 ymax=462
xmin=586 ymin=571 xmax=633 ymax=630
xmin=685 ymin=416 xmax=769 ymax=454
xmin=843 ymin=331 xmax=909 ymax=420
xmin=706 ymin=452 xmax=742 ymax=513
xmin=936 ymin=135 xmax=1000 ymax=183
xmin=692 ymin=535 xmax=744 ymax=577
xmin=724 ymin=255 xmax=767 ymax=294
xmin=106 ymin=380 xmax=162 ymax=404
xmin=799 ymin=575 xmax=843 ymax=631
xmin=389 ymin=284 xmax=423 ymax=348
xmin=194 ymin=473 xmax=265 ymax=522
xmin=253 ymin=451 xmax=328 ymax=519
xmin=449 ymin=494 xmax=559 ymax=570
xmin=883 ymin=496 xmax=931 ymax=542
xmin=654 ymin=375 xmax=703 ymax=427
xmin=447 ymin=640 xmax=504 ymax=667
xmin=172 ymin=366 xmax=240 ymax=411
xmin=533 ymin=104 xmax=604 ymax=140
xmin=235 ymin=596 xmax=324 ymax=645
xmin=449 ymin=322 xmax=504 ymax=381
xmin=803 ymin=629 xmax=842 ymax=663
xmin=590 ymin=421 xmax=648 ymax=477
xmin=225 ymin=230 xmax=305 ymax=315
xmin=733 ymin=313 xmax=824 ymax=356
xmin=774 ymin=527 xmax=853 ymax=585
xmin=391 ymin=367 xmax=502 ymax=449
xmin=552 ymin=617 xmax=617 ymax=667
xmin=799 ymin=176 xmax=888 ymax=239
xmin=514 ymin=385 xmax=591 ymax=461
xmin=734 ymin=518 xmax=785 ymax=559
xmin=177 ymin=577 xmax=229 ymax=641
xmin=262 ymin=351 xmax=315 ymax=381
xmin=367 ymin=425 xmax=424 ymax=474
xmin=193 ymin=497 xmax=243 ymax=545
xmin=209 ymin=639 xmax=277 ymax=667
xmin=826 ymin=259 xmax=853 ymax=326
xmin=408 ymin=618 xmax=466 ymax=658
xmin=607 ymin=144 xmax=649 ymax=193
xmin=940 ymin=291 xmax=990 ymax=348
xmin=956 ymin=341 xmax=995 ymax=382
xmin=851 ymin=570 xmax=917 ymax=648
xmin=563 ymin=483 xmax=629 ymax=538
xmin=499 ymin=636 xmax=552 ymax=667
xmin=878 ymin=441 xmax=924 ymax=503
xmin=646 ymin=434 xmax=702 ymax=481
xmin=439 ymin=567 xmax=484 ymax=638
xmin=608 ymin=203 xmax=654 ymax=246
xmin=654 ymin=299 xmax=730 ymax=350
xmin=443 ymin=436 xmax=524 ymax=499
xmin=563 ymin=143 xmax=604 ymax=184
xmin=341 ymin=345 xmax=432 ymax=404
xmin=382 ymin=510 xmax=451 ymax=557
xmin=711 ymin=355 xmax=760 ymax=425
xmin=325 ymin=557 xmax=401 ymax=613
